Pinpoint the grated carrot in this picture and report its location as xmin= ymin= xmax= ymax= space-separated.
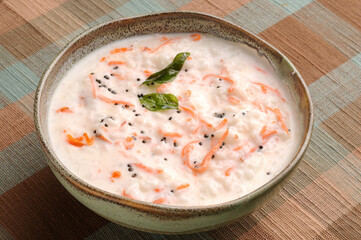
xmin=153 ymin=198 xmax=166 ymax=204
xmin=156 ymin=83 xmax=168 ymax=93
xmin=200 ymin=119 xmax=213 ymax=128
xmin=89 ymin=74 xmax=97 ymax=98
xmin=228 ymin=96 xmax=240 ymax=104
xmin=56 ymin=107 xmax=73 ymax=113
xmin=108 ymin=61 xmax=125 ymax=66
xmin=97 ymin=95 xmax=134 ymax=107
xmin=262 ymin=130 xmax=277 ymax=139
xmin=255 ymin=66 xmax=267 ymax=74
xmin=225 ymin=167 xmax=234 ymax=176
xmin=213 ymin=119 xmax=228 ymax=131
xmin=144 ymin=70 xmax=152 ymax=77
xmin=66 ymin=134 xmax=85 ymax=147
xmin=83 ymin=133 xmax=94 ymax=145
xmin=203 ymin=74 xmax=235 ymax=92
xmin=146 ymin=40 xmax=173 ymax=53
xmin=190 ymin=33 xmax=201 ymax=41
xmin=133 ymin=163 xmax=163 ymax=174
xmin=185 ymin=90 xmax=192 ymax=97
xmin=110 ymin=47 xmax=132 ymax=54
xmin=233 ymin=145 xmax=244 ymax=151
xmin=122 ymin=189 xmax=134 ymax=199
xmin=159 ymin=129 xmax=182 ymax=138
xmin=177 ymin=183 xmax=190 ymax=190
xmin=97 ymin=134 xmax=112 ymax=144
xmin=112 ymin=171 xmax=121 ymax=178
xmin=187 ymin=129 xmax=229 ymax=173
xmin=154 ymin=188 xmax=163 ymax=192
xmin=100 ymin=57 xmax=106 ymax=62
xmin=266 ymin=107 xmax=289 ymax=134
xmin=252 ymin=82 xmax=286 ymax=102
xmin=180 ymin=106 xmax=198 ymax=119
xmin=182 ymin=140 xmax=200 ymax=157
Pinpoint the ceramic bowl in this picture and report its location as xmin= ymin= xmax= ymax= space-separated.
xmin=34 ymin=12 xmax=313 ymax=234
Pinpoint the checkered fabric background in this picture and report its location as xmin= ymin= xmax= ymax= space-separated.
xmin=0 ymin=0 xmax=360 ymax=239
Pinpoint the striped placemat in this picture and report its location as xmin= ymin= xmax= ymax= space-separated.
xmin=0 ymin=0 xmax=360 ymax=239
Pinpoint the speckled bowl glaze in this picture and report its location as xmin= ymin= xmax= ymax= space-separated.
xmin=34 ymin=12 xmax=313 ymax=234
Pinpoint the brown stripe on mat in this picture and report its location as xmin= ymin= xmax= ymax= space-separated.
xmin=242 ymin=168 xmax=359 ymax=239
xmin=0 ymin=22 xmax=52 ymax=61
xmin=208 ymin=157 xmax=323 ymax=239
xmin=13 ymin=91 xmax=36 ymax=117
xmin=0 ymin=103 xmax=34 ymax=151
xmin=319 ymin=205 xmax=361 ymax=239
xmin=318 ymin=0 xmax=361 ymax=32
xmin=259 ymin=16 xmax=349 ymax=85
xmin=3 ymin=0 xmax=68 ymax=22
xmin=321 ymin=96 xmax=361 ymax=154
xmin=0 ymin=167 xmax=108 ymax=240
xmin=179 ymin=0 xmax=250 ymax=18
xmin=0 ymin=2 xmax=27 ymax=35
xmin=0 ymin=0 xmax=125 ymax=61
xmin=207 ymin=214 xmax=274 ymax=240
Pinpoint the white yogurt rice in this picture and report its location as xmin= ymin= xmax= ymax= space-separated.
xmin=48 ymin=33 xmax=299 ymax=206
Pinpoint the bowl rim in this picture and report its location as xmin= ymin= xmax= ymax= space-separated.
xmin=34 ymin=11 xmax=314 ymax=212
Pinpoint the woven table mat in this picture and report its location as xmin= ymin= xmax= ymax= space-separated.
xmin=0 ymin=0 xmax=360 ymax=239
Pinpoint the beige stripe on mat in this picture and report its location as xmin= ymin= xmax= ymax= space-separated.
xmin=259 ymin=16 xmax=349 ymax=85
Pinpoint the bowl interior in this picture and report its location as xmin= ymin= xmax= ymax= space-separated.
xmin=35 ymin=12 xmax=313 ymax=210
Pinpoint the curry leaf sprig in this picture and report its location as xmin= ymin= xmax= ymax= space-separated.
xmin=139 ymin=52 xmax=190 ymax=111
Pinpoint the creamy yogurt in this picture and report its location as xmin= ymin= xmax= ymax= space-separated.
xmin=48 ymin=33 xmax=299 ymax=206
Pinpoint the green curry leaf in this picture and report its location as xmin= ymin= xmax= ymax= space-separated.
xmin=141 ymin=52 xmax=190 ymax=85
xmin=139 ymin=93 xmax=179 ymax=111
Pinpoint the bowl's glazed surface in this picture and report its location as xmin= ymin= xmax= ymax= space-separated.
xmin=34 ymin=12 xmax=313 ymax=234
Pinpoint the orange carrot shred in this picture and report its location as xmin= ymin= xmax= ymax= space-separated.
xmin=154 ymin=188 xmax=163 ymax=192
xmin=147 ymin=41 xmax=173 ymax=53
xmin=187 ymin=129 xmax=229 ymax=173
xmin=97 ymin=94 xmax=134 ymax=107
xmin=252 ymin=82 xmax=286 ymax=102
xmin=233 ymin=145 xmax=244 ymax=151
xmin=177 ymin=183 xmax=190 ymax=190
xmin=156 ymin=84 xmax=168 ymax=93
xmin=83 ymin=133 xmax=94 ymax=145
xmin=228 ymin=96 xmax=240 ymax=104
xmin=56 ymin=107 xmax=73 ymax=113
xmin=133 ymin=163 xmax=163 ymax=174
xmin=262 ymin=130 xmax=277 ymax=139
xmin=190 ymin=33 xmax=201 ymax=41
xmin=97 ymin=134 xmax=112 ymax=144
xmin=180 ymin=106 xmax=198 ymax=119
xmin=255 ymin=66 xmax=267 ymax=74
xmin=66 ymin=134 xmax=85 ymax=147
xmin=213 ymin=119 xmax=228 ymax=131
xmin=266 ymin=107 xmax=289 ymax=134
xmin=182 ymin=140 xmax=200 ymax=157
xmin=89 ymin=74 xmax=97 ymax=98
xmin=203 ymin=74 xmax=234 ymax=93
xmin=225 ymin=167 xmax=234 ymax=176
xmin=110 ymin=47 xmax=132 ymax=54
xmin=159 ymin=129 xmax=182 ymax=138
xmin=100 ymin=57 xmax=106 ymax=62
xmin=108 ymin=61 xmax=126 ymax=66
xmin=144 ymin=70 xmax=152 ymax=77
xmin=112 ymin=171 xmax=121 ymax=178
xmin=123 ymin=190 xmax=134 ymax=199
xmin=153 ymin=198 xmax=166 ymax=204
